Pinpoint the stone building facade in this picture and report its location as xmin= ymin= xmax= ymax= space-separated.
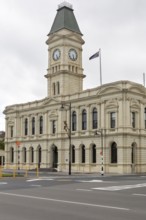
xmin=4 ymin=2 xmax=146 ymax=174
xmin=0 ymin=131 xmax=5 ymax=165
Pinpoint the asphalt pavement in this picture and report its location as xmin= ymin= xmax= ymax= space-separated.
xmin=0 ymin=174 xmax=146 ymax=220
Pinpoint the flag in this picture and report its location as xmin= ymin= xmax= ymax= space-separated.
xmin=89 ymin=51 xmax=100 ymax=60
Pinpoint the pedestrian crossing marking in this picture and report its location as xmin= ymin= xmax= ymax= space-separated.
xmin=0 ymin=182 xmax=7 ymax=185
xmin=26 ymin=178 xmax=54 ymax=182
xmin=92 ymin=183 xmax=146 ymax=191
xmin=77 ymin=180 xmax=103 ymax=183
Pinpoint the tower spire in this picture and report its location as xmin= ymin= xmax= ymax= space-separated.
xmin=48 ymin=2 xmax=82 ymax=36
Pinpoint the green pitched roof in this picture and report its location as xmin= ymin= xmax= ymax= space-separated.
xmin=48 ymin=4 xmax=82 ymax=35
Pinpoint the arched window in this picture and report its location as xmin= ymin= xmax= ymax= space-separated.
xmin=32 ymin=117 xmax=35 ymax=135
xmin=22 ymin=147 xmax=27 ymax=163
xmin=111 ymin=142 xmax=117 ymax=163
xmin=82 ymin=109 xmax=87 ymax=130
xmin=10 ymin=147 xmax=14 ymax=163
xmin=39 ymin=116 xmax=43 ymax=134
xmin=72 ymin=111 xmax=77 ymax=131
xmin=24 ymin=118 xmax=28 ymax=136
xmin=29 ymin=147 xmax=34 ymax=163
xmin=81 ymin=145 xmax=85 ymax=163
xmin=92 ymin=108 xmax=97 ymax=129
xmin=72 ymin=145 xmax=75 ymax=163
xmin=92 ymin=144 xmax=96 ymax=163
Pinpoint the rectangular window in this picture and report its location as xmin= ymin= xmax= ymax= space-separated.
xmin=92 ymin=108 xmax=98 ymax=129
xmin=57 ymin=81 xmax=60 ymax=94
xmin=110 ymin=112 xmax=116 ymax=128
xmin=32 ymin=118 xmax=35 ymax=135
xmin=52 ymin=120 xmax=56 ymax=134
xmin=53 ymin=83 xmax=55 ymax=95
xmin=132 ymin=112 xmax=136 ymax=128
xmin=40 ymin=116 xmax=43 ymax=134
xmin=10 ymin=126 xmax=13 ymax=138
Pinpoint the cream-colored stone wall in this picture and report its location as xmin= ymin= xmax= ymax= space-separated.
xmin=4 ymin=81 xmax=146 ymax=174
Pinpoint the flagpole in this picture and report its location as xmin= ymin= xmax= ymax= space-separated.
xmin=99 ymin=48 xmax=102 ymax=86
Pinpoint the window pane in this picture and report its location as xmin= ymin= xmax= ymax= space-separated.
xmin=32 ymin=117 xmax=35 ymax=135
xmin=72 ymin=111 xmax=76 ymax=131
xmin=111 ymin=142 xmax=117 ymax=163
xmin=25 ymin=119 xmax=28 ymax=136
xmin=52 ymin=120 xmax=56 ymax=134
xmin=110 ymin=112 xmax=116 ymax=128
xmin=132 ymin=112 xmax=135 ymax=128
xmin=10 ymin=126 xmax=13 ymax=138
xmin=57 ymin=81 xmax=60 ymax=94
xmin=40 ymin=116 xmax=43 ymax=134
xmin=82 ymin=110 xmax=87 ymax=130
xmin=72 ymin=146 xmax=75 ymax=163
xmin=82 ymin=145 xmax=85 ymax=163
xmin=92 ymin=145 xmax=96 ymax=163
xmin=92 ymin=108 xmax=97 ymax=129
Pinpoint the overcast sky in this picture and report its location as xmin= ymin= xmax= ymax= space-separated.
xmin=0 ymin=0 xmax=146 ymax=130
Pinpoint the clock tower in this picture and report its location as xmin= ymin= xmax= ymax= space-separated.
xmin=45 ymin=2 xmax=85 ymax=97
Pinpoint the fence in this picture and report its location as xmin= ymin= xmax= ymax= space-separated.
xmin=0 ymin=163 xmax=40 ymax=178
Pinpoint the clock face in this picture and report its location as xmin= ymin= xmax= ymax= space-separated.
xmin=53 ymin=49 xmax=61 ymax=61
xmin=68 ymin=49 xmax=77 ymax=61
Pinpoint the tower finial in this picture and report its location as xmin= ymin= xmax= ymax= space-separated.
xmin=58 ymin=1 xmax=73 ymax=9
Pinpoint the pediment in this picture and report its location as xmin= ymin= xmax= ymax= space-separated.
xmin=65 ymin=33 xmax=84 ymax=43
xmin=47 ymin=33 xmax=62 ymax=43
xmin=42 ymin=97 xmax=62 ymax=106
xmin=105 ymin=99 xmax=118 ymax=108
xmin=47 ymin=31 xmax=84 ymax=44
xmin=97 ymin=85 xmax=122 ymax=96
xmin=49 ymin=110 xmax=58 ymax=119
xmin=128 ymin=85 xmax=145 ymax=95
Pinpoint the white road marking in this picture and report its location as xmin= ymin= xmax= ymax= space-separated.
xmin=133 ymin=194 xmax=146 ymax=197
xmin=92 ymin=183 xmax=146 ymax=191
xmin=0 ymin=182 xmax=7 ymax=185
xmin=76 ymin=189 xmax=92 ymax=192
xmin=26 ymin=178 xmax=53 ymax=182
xmin=31 ymin=185 xmax=41 ymax=187
xmin=77 ymin=180 xmax=103 ymax=183
xmin=0 ymin=192 xmax=130 ymax=211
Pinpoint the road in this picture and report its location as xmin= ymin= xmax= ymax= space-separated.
xmin=0 ymin=174 xmax=146 ymax=220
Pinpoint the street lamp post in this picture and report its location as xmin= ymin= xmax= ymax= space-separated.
xmin=60 ymin=102 xmax=71 ymax=175
xmin=95 ymin=129 xmax=104 ymax=176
